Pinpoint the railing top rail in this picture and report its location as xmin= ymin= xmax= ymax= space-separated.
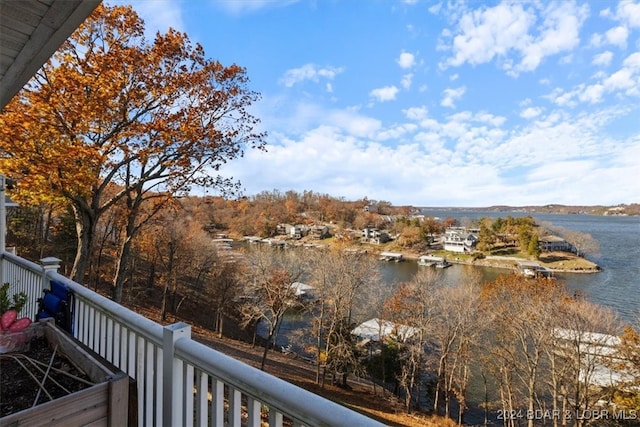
xmin=48 ymin=271 xmax=164 ymax=347
xmin=1 ymin=251 xmax=44 ymax=274
xmin=175 ymin=338 xmax=385 ymax=427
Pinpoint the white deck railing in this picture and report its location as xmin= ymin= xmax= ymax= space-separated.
xmin=1 ymin=252 xmax=383 ymax=427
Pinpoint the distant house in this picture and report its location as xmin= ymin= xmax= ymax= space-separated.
xmin=309 ymin=225 xmax=329 ymax=240
xmin=361 ymin=227 xmax=390 ymax=244
xmin=539 ymin=235 xmax=573 ymax=252
xmin=276 ymin=223 xmax=308 ymax=239
xmin=444 ymin=228 xmax=478 ymax=253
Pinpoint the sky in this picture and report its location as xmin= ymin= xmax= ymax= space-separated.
xmin=109 ymin=0 xmax=640 ymax=207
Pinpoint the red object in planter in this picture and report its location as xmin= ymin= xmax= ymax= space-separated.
xmin=8 ymin=317 xmax=32 ymax=332
xmin=1 ymin=310 xmax=18 ymax=330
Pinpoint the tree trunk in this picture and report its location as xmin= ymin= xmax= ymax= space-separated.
xmin=70 ymin=205 xmax=96 ymax=283
xmin=260 ymin=331 xmax=273 ymax=371
xmin=112 ymin=236 xmax=133 ymax=303
xmin=161 ymin=281 xmax=169 ymax=321
xmin=217 ymin=312 xmax=224 ymax=338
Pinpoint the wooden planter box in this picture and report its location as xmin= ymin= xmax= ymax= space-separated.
xmin=0 ymin=319 xmax=134 ymax=427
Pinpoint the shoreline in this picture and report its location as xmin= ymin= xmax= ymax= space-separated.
xmin=371 ymin=248 xmax=602 ymax=274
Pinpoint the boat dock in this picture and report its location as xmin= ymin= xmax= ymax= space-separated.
xmin=379 ymin=251 xmax=404 ymax=262
xmin=517 ymin=261 xmax=553 ymax=278
xmin=418 ymin=255 xmax=451 ymax=268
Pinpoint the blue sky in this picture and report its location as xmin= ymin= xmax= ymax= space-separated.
xmin=110 ymin=0 xmax=640 ymax=207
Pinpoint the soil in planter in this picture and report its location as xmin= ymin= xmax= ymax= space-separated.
xmin=0 ymin=336 xmax=94 ymax=417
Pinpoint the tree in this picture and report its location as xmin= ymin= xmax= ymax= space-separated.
xmin=385 ymin=269 xmax=439 ymax=413
xmin=613 ymin=320 xmax=640 ymax=413
xmin=480 ymin=275 xmax=566 ymax=427
xmin=476 ymin=218 xmax=496 ymax=251
xmin=240 ymin=246 xmax=305 ymax=371
xmin=149 ymin=206 xmax=214 ymax=321
xmin=553 ymin=299 xmax=621 ymax=427
xmin=528 ymin=233 xmax=541 ymax=258
xmin=432 ymin=268 xmax=482 ymax=424
xmin=0 ymin=4 xmax=265 ymax=296
xmin=205 ymin=255 xmax=243 ymax=338
xmin=562 ymin=230 xmax=600 ymax=258
xmin=307 ymin=248 xmax=378 ymax=387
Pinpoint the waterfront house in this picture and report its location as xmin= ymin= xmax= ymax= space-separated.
xmin=539 ymin=234 xmax=573 ymax=252
xmin=309 ymin=225 xmax=329 ymax=239
xmin=276 ymin=223 xmax=307 ymax=239
xmin=443 ymin=227 xmax=478 ymax=253
xmin=361 ymin=227 xmax=391 ymax=244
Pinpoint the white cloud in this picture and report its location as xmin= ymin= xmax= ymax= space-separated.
xmin=605 ymin=25 xmax=629 ymax=47
xmin=397 ymin=51 xmax=416 ymax=69
xmin=578 ymin=84 xmax=605 ymax=103
xmin=369 ymin=86 xmax=400 ymax=102
xmin=616 ymin=0 xmax=640 ymax=28
xmin=548 ymin=51 xmax=640 ymax=106
xmin=514 ymin=2 xmax=589 ymax=74
xmin=441 ymin=2 xmax=588 ymax=76
xmin=403 ymin=106 xmax=429 ymax=120
xmin=401 ymin=73 xmax=413 ymax=89
xmin=592 ymin=51 xmax=614 ymax=66
xmin=590 ymin=33 xmax=604 ymax=47
xmin=443 ymin=3 xmax=534 ymax=68
xmin=279 ymin=64 xmax=344 ymax=87
xmin=219 ymin=94 xmax=639 ymax=206
xmin=441 ymin=86 xmax=466 ymax=108
xmin=520 ymin=107 xmax=542 ymax=119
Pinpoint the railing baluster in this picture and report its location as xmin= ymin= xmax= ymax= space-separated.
xmin=144 ymin=341 xmax=155 ymax=426
xmin=106 ymin=317 xmax=113 ymax=361
xmin=195 ymin=370 xmax=208 ymax=426
xmin=155 ymin=346 xmax=163 ymax=426
xmin=269 ymin=409 xmax=284 ymax=427
xmin=228 ymin=386 xmax=241 ymax=427
xmin=247 ymin=396 xmax=262 ymax=427
xmin=128 ymin=329 xmax=136 ymax=377
xmin=184 ymin=363 xmax=194 ymax=427
xmin=211 ymin=379 xmax=224 ymax=427
xmin=99 ymin=311 xmax=107 ymax=357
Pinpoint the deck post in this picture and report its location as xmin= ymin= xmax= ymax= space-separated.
xmin=162 ymin=322 xmax=191 ymax=427
xmin=40 ymin=257 xmax=61 ymax=292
